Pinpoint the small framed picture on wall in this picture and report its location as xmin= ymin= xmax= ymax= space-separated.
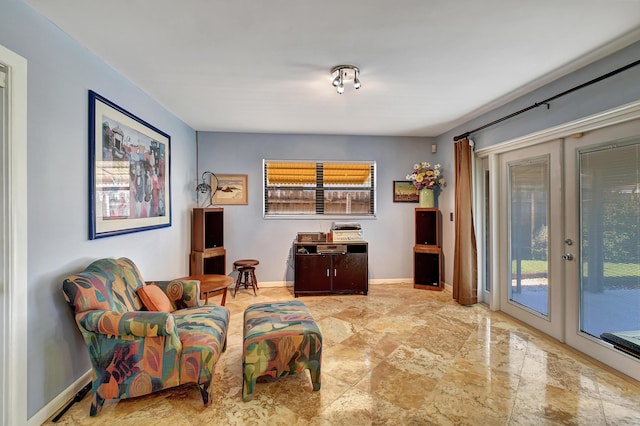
xmin=212 ymin=174 xmax=248 ymax=205
xmin=393 ymin=180 xmax=419 ymax=202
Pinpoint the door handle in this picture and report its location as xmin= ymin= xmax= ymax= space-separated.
xmin=562 ymin=253 xmax=574 ymax=261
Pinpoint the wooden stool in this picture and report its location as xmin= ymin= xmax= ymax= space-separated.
xmin=233 ymin=266 xmax=258 ymax=297
xmin=179 ymin=274 xmax=233 ymax=306
xmin=233 ymin=259 xmax=260 ymax=289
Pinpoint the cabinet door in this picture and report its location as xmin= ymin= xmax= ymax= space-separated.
xmin=332 ymin=252 xmax=368 ymax=292
xmin=295 ymin=254 xmax=331 ymax=292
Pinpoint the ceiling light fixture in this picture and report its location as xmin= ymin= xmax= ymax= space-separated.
xmin=330 ymin=65 xmax=360 ymax=94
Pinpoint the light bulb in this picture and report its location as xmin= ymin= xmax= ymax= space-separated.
xmin=331 ymin=74 xmax=341 ymax=87
xmin=337 ymin=83 xmax=345 ymax=94
xmin=353 ymin=77 xmax=361 ymax=90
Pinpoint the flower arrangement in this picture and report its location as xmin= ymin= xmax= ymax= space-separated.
xmin=406 ymin=162 xmax=445 ymax=190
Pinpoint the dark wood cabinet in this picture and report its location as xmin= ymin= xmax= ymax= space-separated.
xmin=294 ymin=242 xmax=368 ymax=296
xmin=190 ymin=208 xmax=225 ymax=275
xmin=414 ymin=208 xmax=443 ymax=291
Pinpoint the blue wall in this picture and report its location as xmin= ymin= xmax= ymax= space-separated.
xmin=2 ymin=0 xmax=197 ymax=418
xmin=196 ymin=131 xmax=438 ymax=282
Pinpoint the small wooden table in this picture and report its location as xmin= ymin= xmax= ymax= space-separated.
xmin=180 ymin=274 xmax=234 ymax=306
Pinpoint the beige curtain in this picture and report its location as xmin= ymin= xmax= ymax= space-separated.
xmin=453 ymin=139 xmax=478 ymax=305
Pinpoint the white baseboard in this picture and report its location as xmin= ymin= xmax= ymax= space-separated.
xmin=369 ymin=278 xmax=413 ymax=284
xmin=255 ymin=278 xmax=448 ymax=287
xmin=29 ymin=370 xmax=92 ymax=426
xmin=253 ymin=280 xmax=293 ymax=288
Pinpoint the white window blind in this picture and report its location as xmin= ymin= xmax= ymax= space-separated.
xmin=263 ymin=160 xmax=376 ymax=218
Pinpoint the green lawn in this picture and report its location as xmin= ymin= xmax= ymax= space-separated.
xmin=511 ymin=260 xmax=639 ymax=277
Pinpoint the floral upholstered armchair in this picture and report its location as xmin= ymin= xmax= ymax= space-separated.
xmin=62 ymin=257 xmax=229 ymax=416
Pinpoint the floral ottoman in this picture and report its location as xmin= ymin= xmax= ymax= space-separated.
xmin=242 ymin=300 xmax=322 ymax=401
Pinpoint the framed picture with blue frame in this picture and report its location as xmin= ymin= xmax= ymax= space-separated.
xmin=88 ymin=90 xmax=171 ymax=239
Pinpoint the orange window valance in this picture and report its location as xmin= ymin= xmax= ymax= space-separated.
xmin=324 ymin=163 xmax=371 ymax=185
xmin=266 ymin=162 xmax=371 ymax=186
xmin=266 ymin=162 xmax=316 ymax=185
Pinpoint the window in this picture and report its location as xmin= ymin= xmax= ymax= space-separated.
xmin=263 ymin=160 xmax=376 ymax=218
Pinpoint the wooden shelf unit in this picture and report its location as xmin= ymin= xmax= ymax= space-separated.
xmin=190 ymin=208 xmax=226 ymax=275
xmin=414 ymin=208 xmax=443 ymax=291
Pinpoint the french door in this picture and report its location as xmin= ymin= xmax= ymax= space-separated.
xmin=498 ymin=140 xmax=564 ymax=340
xmin=564 ymin=118 xmax=640 ymax=376
xmin=488 ymin=113 xmax=640 ymax=380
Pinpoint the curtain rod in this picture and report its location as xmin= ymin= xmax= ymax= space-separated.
xmin=453 ymin=58 xmax=640 ymax=142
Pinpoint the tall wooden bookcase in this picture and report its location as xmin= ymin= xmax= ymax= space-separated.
xmin=414 ymin=208 xmax=443 ymax=290
xmin=190 ymin=207 xmax=226 ymax=275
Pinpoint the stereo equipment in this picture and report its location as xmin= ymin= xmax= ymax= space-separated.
xmin=331 ymin=229 xmax=364 ymax=242
xmin=317 ymin=244 xmax=347 ymax=254
xmin=297 ymin=232 xmax=327 ymax=243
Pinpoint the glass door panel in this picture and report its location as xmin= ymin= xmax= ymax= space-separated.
xmin=578 ymin=142 xmax=640 ymax=338
xmin=508 ymin=159 xmax=549 ymax=316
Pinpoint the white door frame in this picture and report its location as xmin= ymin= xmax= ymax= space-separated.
xmin=475 ymin=99 xmax=640 ymax=381
xmin=0 ymin=44 xmax=28 ymax=425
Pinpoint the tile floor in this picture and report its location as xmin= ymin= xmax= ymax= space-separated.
xmin=48 ymin=283 xmax=640 ymax=425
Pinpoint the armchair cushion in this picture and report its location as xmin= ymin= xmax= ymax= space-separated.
xmin=153 ymin=279 xmax=200 ymax=310
xmin=138 ymin=284 xmax=174 ymax=312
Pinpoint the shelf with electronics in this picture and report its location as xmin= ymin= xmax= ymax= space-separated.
xmin=293 ymin=222 xmax=368 ymax=297
xmin=414 ymin=208 xmax=443 ymax=290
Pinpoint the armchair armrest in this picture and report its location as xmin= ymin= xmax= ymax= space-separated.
xmin=76 ymin=310 xmax=177 ymax=337
xmin=152 ymin=279 xmax=200 ymax=310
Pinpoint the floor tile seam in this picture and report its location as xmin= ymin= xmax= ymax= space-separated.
xmin=518 ymin=342 xmax=604 ymax=400
xmin=432 ymin=311 xmax=484 ymax=330
xmin=593 ymin=377 xmax=610 ymax=426
xmin=387 ymin=342 xmax=458 ymax=373
xmin=517 ymin=347 xmax=608 ymax=397
xmin=447 ymin=325 xmax=526 ymax=392
xmin=508 ymin=391 xmax=613 ymax=425
xmin=319 ymin=370 xmax=369 ymax=415
xmin=505 ymin=363 xmax=525 ymax=425
xmin=319 ymin=372 xmax=410 ymax=420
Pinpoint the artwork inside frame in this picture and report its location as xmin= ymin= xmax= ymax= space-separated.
xmin=89 ymin=90 xmax=171 ymax=239
xmin=212 ymin=174 xmax=248 ymax=205
xmin=393 ymin=180 xmax=419 ymax=202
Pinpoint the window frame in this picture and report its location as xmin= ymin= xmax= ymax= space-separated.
xmin=263 ymin=159 xmax=377 ymax=219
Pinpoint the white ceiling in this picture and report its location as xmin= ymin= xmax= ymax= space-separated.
xmin=25 ymin=0 xmax=640 ymax=137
